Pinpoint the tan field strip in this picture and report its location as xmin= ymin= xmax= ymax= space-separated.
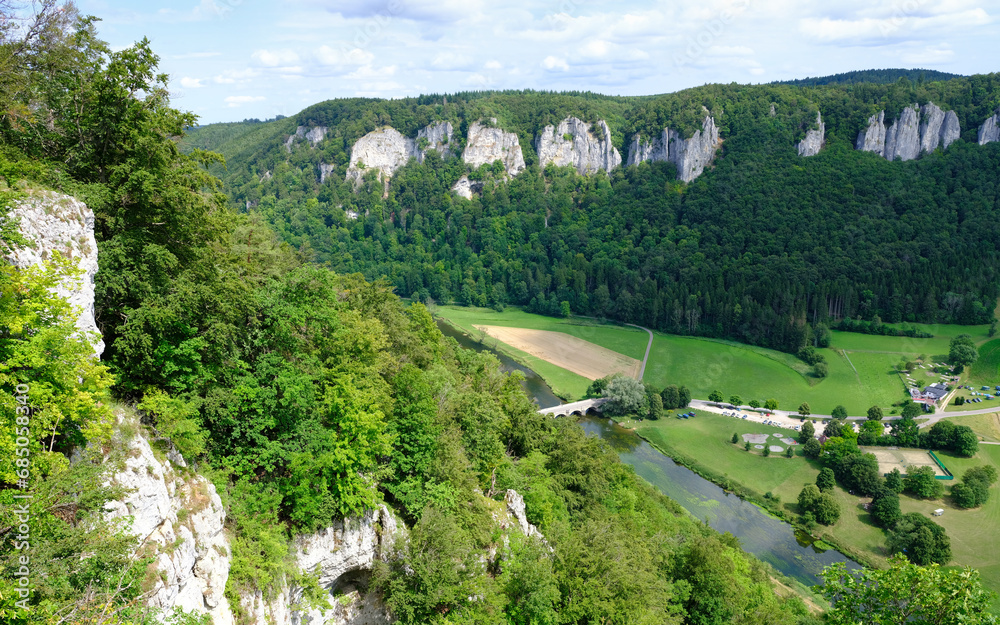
xmin=860 ymin=446 xmax=948 ymax=477
xmin=474 ymin=325 xmax=640 ymax=380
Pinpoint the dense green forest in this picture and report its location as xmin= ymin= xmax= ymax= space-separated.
xmin=188 ymin=74 xmax=1000 ymax=354
xmin=0 ymin=4 xmax=890 ymax=625
xmin=775 ymin=68 xmax=964 ymax=86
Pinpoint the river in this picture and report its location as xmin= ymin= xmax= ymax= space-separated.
xmin=437 ymin=318 xmax=862 ymax=587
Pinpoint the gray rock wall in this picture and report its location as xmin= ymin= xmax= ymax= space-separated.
xmin=535 ymin=117 xmax=621 ymax=175
xmin=856 ymin=103 xmax=960 ymax=161
xmin=285 ymin=126 xmax=328 ymax=152
xmin=5 ymin=190 xmax=104 ymax=358
xmin=345 ymin=127 xmax=416 ymax=189
xmin=462 ymin=119 xmax=526 ymax=177
xmin=797 ymin=111 xmax=825 ymax=157
xmin=627 ymin=116 xmax=721 ymax=182
xmin=980 ymin=110 xmax=1000 ymax=145
xmin=416 ymin=121 xmax=453 ymax=162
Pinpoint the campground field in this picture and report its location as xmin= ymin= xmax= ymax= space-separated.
xmin=434 ymin=305 xmax=993 ymax=414
xmin=636 ymin=411 xmax=1000 ymax=608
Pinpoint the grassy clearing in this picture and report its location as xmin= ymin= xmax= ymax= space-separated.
xmin=634 ymin=410 xmax=1000 ymax=607
xmin=940 ymin=412 xmax=1000 ymax=442
xmin=970 ymin=339 xmax=1000 ymax=387
xmin=829 ymin=322 xmax=991 ymax=355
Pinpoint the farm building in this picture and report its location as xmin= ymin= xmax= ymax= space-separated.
xmin=910 ymin=382 xmax=949 ymax=406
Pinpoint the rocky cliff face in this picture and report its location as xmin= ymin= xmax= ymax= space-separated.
xmin=535 ymin=117 xmax=621 ymax=175
xmin=241 ymin=507 xmax=400 ymax=625
xmin=285 ymin=126 xmax=328 ymax=152
xmin=319 ymin=162 xmax=336 ymax=184
xmin=5 ymin=190 xmax=104 ymax=358
xmin=797 ymin=111 xmax=825 ymax=157
xmin=462 ymin=119 xmax=526 ymax=176
xmin=416 ymin=121 xmax=453 ymax=162
xmin=856 ymin=103 xmax=959 ymax=160
xmin=452 ymin=175 xmax=484 ymax=199
xmin=980 ymin=109 xmax=1000 ymax=145
xmin=345 ymin=127 xmax=415 ymax=190
xmin=104 ymin=427 xmax=235 ymax=625
xmin=626 ymin=116 xmax=721 ymax=183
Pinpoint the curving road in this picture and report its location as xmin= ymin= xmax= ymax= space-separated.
xmin=623 ymin=322 xmax=654 ymax=381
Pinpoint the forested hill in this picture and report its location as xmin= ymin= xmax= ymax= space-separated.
xmin=775 ymin=68 xmax=964 ymax=86
xmin=185 ymin=73 xmax=1000 ymax=354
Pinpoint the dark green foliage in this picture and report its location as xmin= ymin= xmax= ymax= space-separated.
xmin=901 ymin=401 xmax=923 ymax=419
xmin=952 ymin=426 xmax=979 ymax=457
xmin=816 ymin=467 xmax=836 ymax=492
xmin=708 ymin=390 xmax=723 ymax=403
xmin=647 ymin=391 xmax=664 ymax=420
xmin=951 ymin=465 xmax=998 ymax=509
xmin=798 ymin=420 xmax=815 ymax=444
xmin=891 ymin=415 xmax=921 ymax=447
xmin=785 ymin=446 xmax=794 ymax=458
xmin=867 ymin=405 xmax=884 ymax=421
xmin=778 ymin=68 xmax=963 ymax=87
xmin=905 ymin=466 xmax=944 ymax=499
xmin=835 ymin=453 xmax=882 ymax=496
xmin=949 ymin=334 xmax=979 ymax=367
xmin=798 ymin=402 xmax=810 ymax=417
xmin=869 ymin=491 xmax=902 ymax=528
xmin=824 ymin=419 xmax=844 ymax=438
xmin=677 ymin=385 xmax=692 ymax=408
xmin=586 ymin=374 xmax=617 ymax=398
xmin=763 ymin=445 xmax=771 ymax=457
xmin=729 ymin=395 xmax=742 ymax=407
xmin=731 ymin=432 xmax=739 ymax=444
xmin=831 ymin=405 xmax=848 ymax=419
xmin=887 ymin=513 xmax=951 ymax=565
xmin=926 ymin=420 xmax=956 ymax=449
xmin=803 ymin=437 xmax=821 ymax=459
xmin=660 ymin=384 xmax=680 ymax=409
xmin=798 ymin=484 xmax=840 ymax=525
xmin=745 ymin=441 xmax=752 ymax=451
xmin=885 ymin=468 xmax=904 ymax=493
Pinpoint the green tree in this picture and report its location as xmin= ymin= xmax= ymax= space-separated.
xmin=887 ymin=513 xmax=951 ymax=565
xmin=646 ymin=391 xmax=664 ymax=420
xmin=949 ymin=334 xmax=979 ymax=367
xmin=729 ymin=394 xmax=742 ymax=407
xmin=867 ymin=405 xmax=884 ymax=420
xmin=798 ymin=484 xmax=821 ymax=512
xmin=831 ymin=405 xmax=848 ymax=419
xmin=677 ymin=385 xmax=692 ymax=408
xmin=816 ymin=467 xmax=836 ymax=492
xmin=870 ymin=492 xmax=902 ymax=528
xmin=798 ymin=419 xmax=815 ymax=444
xmin=814 ymin=493 xmax=841 ymax=525
xmin=798 ymin=402 xmax=810 ymax=417
xmin=602 ymin=376 xmax=648 ymax=417
xmin=748 ymin=399 xmax=761 ymax=409
xmin=762 ymin=445 xmax=771 ymax=457
xmin=708 ymin=389 xmax=723 ymax=403
xmin=901 ymin=401 xmax=923 ymax=419
xmin=891 ymin=415 xmax=921 ymax=447
xmin=952 ymin=425 xmax=979 ymax=457
xmin=885 ymin=468 xmax=904 ymax=493
xmin=745 ymin=441 xmax=751 ymax=451
xmin=803 ymin=437 xmax=821 ymax=459
xmin=823 ymin=419 xmax=844 ymax=438
xmin=586 ymin=374 xmax=618 ymax=398
xmin=731 ymin=432 xmax=739 ymax=444
xmin=819 ymin=555 xmax=995 ymax=625
xmin=813 ymin=362 xmax=828 ymax=378
xmin=905 ymin=466 xmax=944 ymax=499
xmin=660 ymin=384 xmax=680 ymax=409
xmin=785 ymin=446 xmax=794 ymax=458
xmin=835 ymin=453 xmax=882 ymax=496
xmin=764 ymin=398 xmax=778 ymax=411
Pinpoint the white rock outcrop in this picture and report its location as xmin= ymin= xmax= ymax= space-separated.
xmin=979 ymin=109 xmax=1000 ymax=145
xmin=104 ymin=430 xmax=234 ymax=625
xmin=345 ymin=127 xmax=415 ymax=189
xmin=504 ymin=490 xmax=543 ymax=541
xmin=535 ymin=117 xmax=621 ymax=175
xmin=462 ymin=119 xmax=526 ymax=177
xmin=416 ymin=121 xmax=453 ymax=162
xmin=452 ymin=175 xmax=484 ymax=200
xmin=628 ymin=116 xmax=721 ymax=183
xmin=797 ymin=111 xmax=825 ymax=157
xmin=856 ymin=103 xmax=960 ymax=161
xmin=5 ymin=190 xmax=104 ymax=358
xmin=241 ymin=506 xmax=400 ymax=625
xmin=319 ymin=162 xmax=336 ymax=184
xmin=285 ymin=126 xmax=328 ymax=152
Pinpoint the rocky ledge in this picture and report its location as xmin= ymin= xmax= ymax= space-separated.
xmin=627 ymin=115 xmax=721 ymax=183
xmin=856 ymin=102 xmax=959 ymax=161
xmin=535 ymin=117 xmax=621 ymax=175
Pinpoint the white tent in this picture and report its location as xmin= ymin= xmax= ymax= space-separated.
xmin=933 ymin=509 xmax=944 ymax=516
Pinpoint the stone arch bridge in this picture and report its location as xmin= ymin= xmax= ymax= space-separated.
xmin=538 ymin=397 xmax=608 ymax=417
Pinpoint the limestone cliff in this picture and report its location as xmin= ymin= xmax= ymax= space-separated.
xmin=462 ymin=119 xmax=526 ymax=176
xmin=856 ymin=103 xmax=960 ymax=160
xmin=104 ymin=427 xmax=235 ymax=625
xmin=535 ymin=117 xmax=621 ymax=175
xmin=5 ymin=190 xmax=104 ymax=358
xmin=319 ymin=162 xmax=336 ymax=184
xmin=627 ymin=116 xmax=720 ymax=183
xmin=345 ymin=127 xmax=415 ymax=190
xmin=797 ymin=111 xmax=825 ymax=157
xmin=980 ymin=109 xmax=1000 ymax=145
xmin=285 ymin=126 xmax=328 ymax=152
xmin=452 ymin=175 xmax=484 ymax=199
xmin=416 ymin=120 xmax=454 ymax=162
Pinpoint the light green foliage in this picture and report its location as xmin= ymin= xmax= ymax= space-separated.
xmin=138 ymin=389 xmax=206 ymax=459
xmin=603 ymin=376 xmax=648 ymax=416
xmin=798 ymin=402 xmax=810 ymax=417
xmin=952 ymin=465 xmax=998 ymax=509
xmin=764 ymin=398 xmax=778 ymax=411
xmin=798 ymin=484 xmax=840 ymax=525
xmin=891 ymin=415 xmax=920 ymax=447
xmin=748 ymin=399 xmax=760 ymax=409
xmin=798 ymin=419 xmax=814 ymax=444
xmin=816 ymin=467 xmax=835 ymax=492
xmin=708 ymin=390 xmax=724 ymax=403
xmin=901 ymin=401 xmax=923 ymax=419
xmin=820 ymin=555 xmax=996 ymax=625
xmin=885 ymin=467 xmax=904 ymax=493
xmin=500 ymin=536 xmax=559 ymax=625
xmin=729 ymin=395 xmax=742 ymax=406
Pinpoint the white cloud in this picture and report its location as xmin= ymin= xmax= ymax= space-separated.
xmin=432 ymin=51 xmax=475 ymax=70
xmin=252 ymin=49 xmax=300 ymax=67
xmin=345 ymin=64 xmax=398 ymax=80
xmin=484 ymin=60 xmax=503 ymax=70
xmin=901 ymin=44 xmax=956 ymax=63
xmin=171 ymin=51 xmax=221 ymax=60
xmin=542 ymin=56 xmax=570 ymax=71
xmin=315 ymin=45 xmax=374 ymax=67
xmin=179 ymin=76 xmax=204 ymax=88
xmin=213 ymin=68 xmax=260 ymax=85
xmin=225 ymin=95 xmax=266 ymax=107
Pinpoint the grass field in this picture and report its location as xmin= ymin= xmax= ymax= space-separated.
xmin=970 ymin=339 xmax=1000 ymax=387
xmin=829 ymin=322 xmax=992 ymax=355
xmin=475 ymin=325 xmax=640 ymax=380
xmin=634 ymin=411 xmax=1000 ymax=609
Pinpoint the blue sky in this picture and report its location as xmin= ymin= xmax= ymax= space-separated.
xmin=81 ymin=0 xmax=999 ymax=124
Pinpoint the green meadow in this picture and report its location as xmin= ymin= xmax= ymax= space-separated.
xmin=636 ymin=411 xmax=1000 ymax=608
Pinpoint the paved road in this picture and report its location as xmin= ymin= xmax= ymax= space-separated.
xmin=623 ymin=322 xmax=654 ymax=381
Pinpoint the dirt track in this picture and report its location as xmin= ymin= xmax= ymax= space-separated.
xmin=474 ymin=325 xmax=640 ymax=380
